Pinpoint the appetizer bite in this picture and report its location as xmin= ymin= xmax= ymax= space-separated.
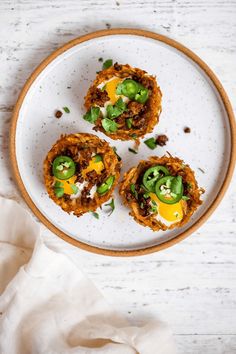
xmin=44 ymin=133 xmax=121 ymax=217
xmin=119 ymin=155 xmax=203 ymax=231
xmin=83 ymin=63 xmax=162 ymax=140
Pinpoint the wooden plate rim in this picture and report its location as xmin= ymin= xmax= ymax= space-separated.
xmin=10 ymin=28 xmax=236 ymax=257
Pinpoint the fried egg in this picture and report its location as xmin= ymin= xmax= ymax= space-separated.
xmin=97 ymin=76 xmax=129 ymax=116
xmin=149 ymin=192 xmax=186 ymax=227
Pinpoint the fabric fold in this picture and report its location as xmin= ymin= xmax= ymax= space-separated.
xmin=0 ymin=197 xmax=176 ymax=354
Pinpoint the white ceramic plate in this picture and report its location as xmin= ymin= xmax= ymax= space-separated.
xmin=11 ymin=29 xmax=235 ymax=255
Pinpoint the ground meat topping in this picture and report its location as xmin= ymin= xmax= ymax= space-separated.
xmin=127 ymin=101 xmax=144 ymax=115
xmin=156 ymin=134 xmax=169 ymax=146
xmin=86 ymin=170 xmax=99 ymax=183
xmin=55 ymin=110 xmax=63 ymax=119
xmin=90 ymin=87 xmax=109 ymax=106
xmin=114 ymin=62 xmax=122 ymax=71
xmin=184 ymin=127 xmax=191 ymax=133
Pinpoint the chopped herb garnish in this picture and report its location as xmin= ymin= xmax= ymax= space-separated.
xmin=102 ymin=59 xmax=113 ymax=70
xmin=126 ymin=118 xmax=133 ymax=129
xmin=71 ymin=184 xmax=79 ymax=194
xmin=101 ymin=84 xmax=107 ymax=92
xmin=63 ymin=106 xmax=70 ymax=113
xmin=112 ymin=146 xmax=122 ymax=161
xmin=182 ymin=195 xmax=190 ymax=201
xmin=144 ymin=137 xmax=157 ymax=150
xmin=83 ymin=106 xmax=100 ymax=124
xmin=128 ymin=148 xmax=138 ymax=154
xmin=171 ymin=176 xmax=183 ymax=195
xmin=102 ymin=118 xmax=118 ymax=133
xmin=140 ymin=202 xmax=144 ymax=209
xmin=131 ymin=133 xmax=137 ymax=139
xmin=91 ymin=211 xmax=99 ymax=219
xmin=106 ymin=97 xmax=127 ymax=119
xmin=54 ymin=187 xmax=64 ymax=198
xmin=105 ymin=198 xmax=115 ymax=215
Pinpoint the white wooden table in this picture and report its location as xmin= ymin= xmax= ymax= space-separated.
xmin=1 ymin=1 xmax=236 ymax=352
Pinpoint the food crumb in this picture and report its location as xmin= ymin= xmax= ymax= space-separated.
xmin=98 ymin=57 xmax=103 ymax=62
xmin=55 ymin=110 xmax=63 ymax=119
xmin=116 ymin=1 xmax=120 ymax=5
xmin=106 ymin=23 xmax=111 ymax=29
xmin=184 ymin=126 xmax=191 ymax=133
xmin=134 ymin=138 xmax=140 ymax=150
xmin=156 ymin=134 xmax=168 ymax=146
xmin=198 ymin=167 xmax=205 ymax=174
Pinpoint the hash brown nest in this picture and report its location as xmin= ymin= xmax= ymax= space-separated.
xmin=84 ymin=63 xmax=162 ymax=140
xmin=119 ymin=155 xmax=204 ymax=231
xmin=44 ymin=133 xmax=121 ymax=217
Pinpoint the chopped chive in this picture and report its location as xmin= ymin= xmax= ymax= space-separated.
xmin=112 ymin=146 xmax=122 ymax=161
xmin=144 ymin=137 xmax=157 ymax=150
xmin=130 ymin=183 xmax=138 ymax=199
xmin=128 ymin=148 xmax=138 ymax=154
xmin=182 ymin=195 xmax=190 ymax=201
xmin=71 ymin=184 xmax=79 ymax=194
xmin=94 ymin=154 xmax=102 ymax=162
xmin=143 ymin=192 xmax=150 ymax=199
xmin=91 ymin=211 xmax=99 ymax=219
xmin=151 ymin=206 xmax=157 ymax=213
xmin=105 ymin=198 xmax=115 ymax=215
xmin=102 ymin=59 xmax=113 ymax=70
xmin=54 ymin=187 xmax=64 ymax=198
xmin=62 ymin=106 xmax=70 ymax=113
xmin=126 ymin=118 xmax=133 ymax=129
xmin=131 ymin=133 xmax=137 ymax=139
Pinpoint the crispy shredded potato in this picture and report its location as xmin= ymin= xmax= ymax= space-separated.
xmin=44 ymin=133 xmax=121 ymax=217
xmin=119 ymin=155 xmax=204 ymax=231
xmin=84 ymin=63 xmax=162 ymax=140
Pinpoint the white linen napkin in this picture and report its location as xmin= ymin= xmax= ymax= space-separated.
xmin=0 ymin=197 xmax=176 ymax=354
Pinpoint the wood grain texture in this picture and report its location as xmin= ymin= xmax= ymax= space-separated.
xmin=0 ymin=0 xmax=236 ymax=352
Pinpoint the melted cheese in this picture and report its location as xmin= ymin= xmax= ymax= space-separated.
xmin=82 ymin=156 xmax=104 ymax=178
xmin=54 ymin=175 xmax=77 ymax=195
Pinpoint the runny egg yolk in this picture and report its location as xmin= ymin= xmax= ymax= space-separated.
xmin=82 ymin=156 xmax=104 ymax=178
xmin=105 ymin=77 xmax=124 ymax=105
xmin=149 ymin=193 xmax=184 ymax=223
xmin=54 ymin=175 xmax=77 ymax=195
